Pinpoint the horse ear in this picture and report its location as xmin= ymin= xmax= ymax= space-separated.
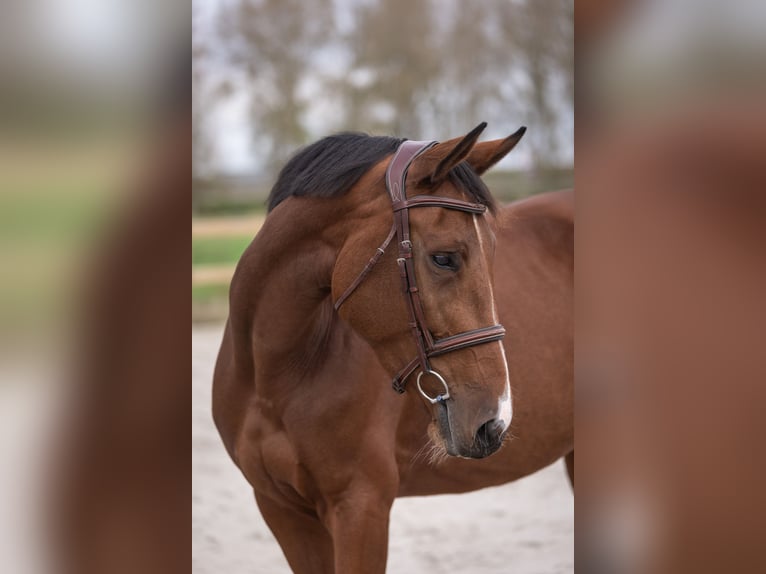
xmin=465 ymin=126 xmax=527 ymax=175
xmin=413 ymin=122 xmax=488 ymax=186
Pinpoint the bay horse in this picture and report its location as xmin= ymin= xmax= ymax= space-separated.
xmin=212 ymin=123 xmax=573 ymax=573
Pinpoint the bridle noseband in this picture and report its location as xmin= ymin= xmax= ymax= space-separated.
xmin=334 ymin=140 xmax=506 ymax=399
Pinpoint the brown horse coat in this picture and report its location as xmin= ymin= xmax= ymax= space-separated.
xmin=213 ymin=131 xmax=572 ymax=573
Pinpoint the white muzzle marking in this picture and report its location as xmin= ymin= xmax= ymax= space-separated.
xmin=473 ymin=214 xmax=513 ymax=433
xmin=497 ymin=345 xmax=513 ymax=432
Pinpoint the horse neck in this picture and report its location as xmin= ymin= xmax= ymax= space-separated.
xmin=230 ymin=196 xmax=356 ymax=381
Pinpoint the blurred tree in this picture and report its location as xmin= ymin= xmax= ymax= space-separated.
xmin=193 ymin=7 xmax=220 ymax=211
xmin=218 ymin=0 xmax=334 ymax=175
xmin=200 ymin=0 xmax=573 ymax=180
xmin=342 ymin=0 xmax=439 ymax=137
xmin=193 ymin=1 xmax=237 ymax=209
xmin=500 ymin=0 xmax=574 ymax=169
xmin=192 ymin=42 xmax=213 ymax=181
xmin=426 ymin=0 xmax=519 ymax=140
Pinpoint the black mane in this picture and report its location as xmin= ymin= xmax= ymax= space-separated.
xmin=267 ymin=132 xmax=496 ymax=212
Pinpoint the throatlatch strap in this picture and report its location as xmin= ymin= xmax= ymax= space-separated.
xmin=333 ymin=224 xmax=397 ymax=311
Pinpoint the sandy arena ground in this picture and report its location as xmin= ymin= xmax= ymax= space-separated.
xmin=193 ymin=324 xmax=573 ymax=573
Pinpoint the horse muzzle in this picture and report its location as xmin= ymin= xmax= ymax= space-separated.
xmin=434 ymin=402 xmax=507 ymax=459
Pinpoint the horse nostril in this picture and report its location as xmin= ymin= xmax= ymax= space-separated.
xmin=475 ymin=418 xmax=503 ymax=445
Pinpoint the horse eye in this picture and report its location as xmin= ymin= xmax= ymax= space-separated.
xmin=431 ymin=254 xmax=457 ymax=270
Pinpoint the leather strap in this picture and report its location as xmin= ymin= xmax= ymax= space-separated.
xmin=390 ymin=325 xmax=506 ymax=393
xmin=333 ymin=224 xmax=396 ymax=311
xmin=385 ymin=140 xmax=437 ymax=202
xmin=393 ymin=195 xmax=487 ymax=213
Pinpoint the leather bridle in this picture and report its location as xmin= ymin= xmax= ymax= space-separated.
xmin=334 ymin=140 xmax=506 ymax=400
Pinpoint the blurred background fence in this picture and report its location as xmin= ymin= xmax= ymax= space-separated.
xmin=192 ymin=0 xmax=573 ymax=320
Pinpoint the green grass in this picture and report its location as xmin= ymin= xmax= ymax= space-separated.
xmin=192 ymin=283 xmax=231 ymax=304
xmin=194 ymin=198 xmax=269 ymax=216
xmin=192 ymin=236 xmax=252 ymax=266
xmin=192 ymin=234 xmax=253 ymax=320
xmin=192 ymin=283 xmax=231 ymax=323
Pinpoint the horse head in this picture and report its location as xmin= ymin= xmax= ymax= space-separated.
xmin=333 ymin=123 xmax=526 ymax=459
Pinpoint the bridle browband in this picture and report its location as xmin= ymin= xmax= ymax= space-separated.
xmin=334 ymin=140 xmax=506 ymax=400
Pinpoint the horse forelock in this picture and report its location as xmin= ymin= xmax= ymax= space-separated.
xmin=444 ymin=161 xmax=497 ymax=214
